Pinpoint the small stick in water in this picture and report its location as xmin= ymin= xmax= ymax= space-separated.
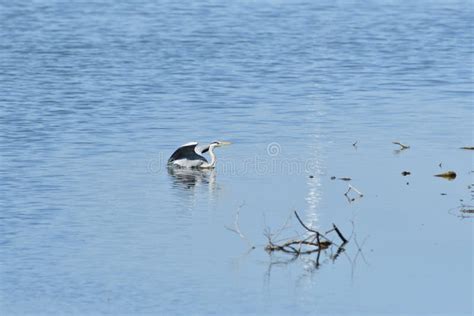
xmin=332 ymin=223 xmax=348 ymax=244
xmin=393 ymin=141 xmax=410 ymax=149
xmin=345 ymin=184 xmax=364 ymax=197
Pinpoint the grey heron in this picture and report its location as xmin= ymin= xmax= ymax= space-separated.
xmin=168 ymin=141 xmax=231 ymax=168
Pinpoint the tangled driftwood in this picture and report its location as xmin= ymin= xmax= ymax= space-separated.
xmin=264 ymin=211 xmax=349 ymax=267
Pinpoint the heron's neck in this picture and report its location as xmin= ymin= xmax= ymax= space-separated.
xmin=208 ymin=145 xmax=217 ymax=168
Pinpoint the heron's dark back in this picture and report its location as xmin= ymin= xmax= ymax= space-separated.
xmin=168 ymin=144 xmax=208 ymax=163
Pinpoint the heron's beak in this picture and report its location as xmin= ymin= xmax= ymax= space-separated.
xmin=218 ymin=141 xmax=232 ymax=147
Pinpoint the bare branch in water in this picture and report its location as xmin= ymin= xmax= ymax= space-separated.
xmin=392 ymin=141 xmax=410 ymax=149
xmin=264 ymin=211 xmax=350 ymax=261
xmin=293 ymin=211 xmax=334 ymax=244
xmin=225 ymin=203 xmax=255 ymax=249
xmin=332 ymin=223 xmax=348 ymax=244
xmin=293 ymin=211 xmax=318 ymax=234
xmin=261 ymin=212 xmax=370 ymax=278
xmin=344 ymin=184 xmax=364 ymax=202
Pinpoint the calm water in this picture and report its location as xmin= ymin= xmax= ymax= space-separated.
xmin=1 ymin=1 xmax=473 ymax=315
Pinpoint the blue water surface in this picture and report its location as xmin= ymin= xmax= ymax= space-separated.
xmin=0 ymin=1 xmax=472 ymax=315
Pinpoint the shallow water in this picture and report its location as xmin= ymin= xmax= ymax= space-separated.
xmin=0 ymin=1 xmax=473 ymax=315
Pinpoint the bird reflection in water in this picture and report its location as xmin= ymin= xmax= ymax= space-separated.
xmin=167 ymin=166 xmax=217 ymax=192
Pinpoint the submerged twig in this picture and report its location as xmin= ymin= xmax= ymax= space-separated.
xmin=315 ymin=232 xmax=322 ymax=267
xmin=294 ymin=211 xmax=317 ymax=234
xmin=352 ymin=233 xmax=369 ymax=267
xmin=449 ymin=204 xmax=474 ymax=219
xmin=225 ymin=203 xmax=255 ymax=249
xmin=344 ymin=184 xmax=364 ymax=197
xmin=393 ymin=141 xmax=410 ymax=149
xmin=265 ymin=211 xmax=349 ymax=261
xmin=293 ymin=211 xmax=333 ymax=244
xmin=263 ymin=214 xmax=368 ymax=278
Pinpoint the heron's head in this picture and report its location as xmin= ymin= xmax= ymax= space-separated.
xmin=210 ymin=140 xmax=232 ymax=148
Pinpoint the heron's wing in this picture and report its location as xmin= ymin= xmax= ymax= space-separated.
xmin=168 ymin=143 xmax=208 ymax=163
